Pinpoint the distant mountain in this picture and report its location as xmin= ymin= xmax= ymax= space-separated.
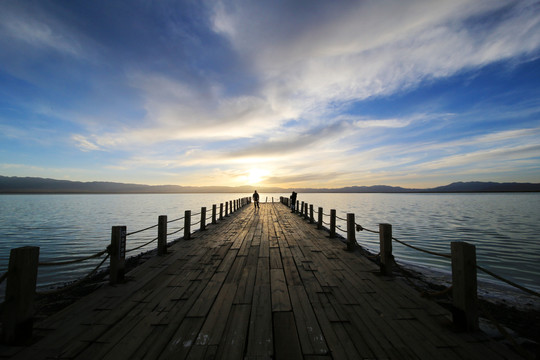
xmin=1 ymin=176 xmax=539 ymax=193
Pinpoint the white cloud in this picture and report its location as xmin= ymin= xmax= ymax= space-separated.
xmin=211 ymin=0 xmax=540 ymax=121
xmin=71 ymin=135 xmax=102 ymax=152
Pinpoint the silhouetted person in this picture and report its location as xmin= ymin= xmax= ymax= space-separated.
xmin=253 ymin=190 xmax=260 ymax=210
xmin=290 ymin=191 xmax=297 ymax=212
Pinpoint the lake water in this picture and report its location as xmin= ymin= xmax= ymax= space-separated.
xmin=0 ymin=193 xmax=539 ymax=300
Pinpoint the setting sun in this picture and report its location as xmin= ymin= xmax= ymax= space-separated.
xmin=247 ymin=168 xmax=268 ymax=185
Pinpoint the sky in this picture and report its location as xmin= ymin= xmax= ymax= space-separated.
xmin=1 ymin=0 xmax=540 ymax=189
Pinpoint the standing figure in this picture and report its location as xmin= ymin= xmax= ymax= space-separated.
xmin=290 ymin=191 xmax=297 ymax=212
xmin=253 ymin=190 xmax=260 ymax=210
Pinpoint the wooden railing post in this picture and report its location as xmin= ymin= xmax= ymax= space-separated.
xmin=329 ymin=209 xmax=336 ymax=238
xmin=309 ymin=205 xmax=314 ymax=223
xmin=451 ymin=241 xmax=478 ymax=332
xmin=110 ymin=226 xmax=127 ymax=284
xmin=229 ymin=200 xmax=233 ymax=213
xmin=2 ymin=246 xmax=39 ymax=345
xmin=296 ymin=200 xmax=299 ymax=214
xmin=158 ymin=215 xmax=167 ymax=256
xmin=318 ymin=207 xmax=323 ymax=229
xmin=225 ymin=202 xmax=229 ymax=216
xmin=304 ymin=203 xmax=308 ymax=220
xmin=212 ymin=204 xmax=217 ymax=224
xmin=346 ymin=214 xmax=357 ymax=251
xmin=184 ymin=210 xmax=191 ymax=240
xmin=220 ymin=203 xmax=224 ymax=220
xmin=200 ymin=207 xmax=206 ymax=231
xmin=300 ymin=201 xmax=304 ymax=217
xmin=379 ymin=223 xmax=393 ymax=276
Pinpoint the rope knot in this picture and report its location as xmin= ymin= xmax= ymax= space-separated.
xmin=356 ymin=224 xmax=364 ymax=231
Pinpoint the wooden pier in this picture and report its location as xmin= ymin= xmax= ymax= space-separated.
xmin=3 ymin=203 xmax=520 ymax=359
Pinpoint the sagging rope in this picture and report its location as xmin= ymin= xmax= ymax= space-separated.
xmin=167 ymin=227 xmax=184 ymax=236
xmin=167 ymin=216 xmax=184 ymax=223
xmin=126 ymin=223 xmax=158 ymax=236
xmin=356 ymin=222 xmax=538 ymax=297
xmin=36 ymin=253 xmax=110 ymax=296
xmin=126 ymin=236 xmax=158 ymax=254
xmin=477 ymin=265 xmax=540 ymax=298
xmin=355 ymin=224 xmax=379 ymax=234
xmin=38 ymin=248 xmax=108 ymax=266
xmin=392 ymin=236 xmax=451 ymax=259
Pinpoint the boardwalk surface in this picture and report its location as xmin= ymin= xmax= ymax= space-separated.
xmin=3 ymin=203 xmax=520 ymax=359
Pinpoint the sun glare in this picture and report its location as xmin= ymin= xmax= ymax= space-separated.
xmin=247 ymin=168 xmax=268 ymax=185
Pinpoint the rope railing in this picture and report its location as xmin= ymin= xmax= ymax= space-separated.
xmin=477 ymin=264 xmax=540 ymax=298
xmin=38 ymin=248 xmax=109 ymax=266
xmin=391 ymin=236 xmax=451 ymax=259
xmin=2 ymin=196 xmax=252 ymax=345
xmin=167 ymin=216 xmax=184 ymax=223
xmin=167 ymin=226 xmax=184 ymax=236
xmin=278 ymin=196 xmax=539 ymax=303
xmin=126 ymin=223 xmax=158 ymax=236
xmin=36 ymin=254 xmax=110 ymax=296
xmin=355 ymin=223 xmax=379 ymax=234
xmin=126 ymin=236 xmax=158 ymax=254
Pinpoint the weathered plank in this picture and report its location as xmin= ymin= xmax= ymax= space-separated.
xmin=6 ymin=203 xmax=523 ymax=360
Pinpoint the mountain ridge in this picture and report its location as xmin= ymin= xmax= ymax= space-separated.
xmin=1 ymin=176 xmax=539 ymax=193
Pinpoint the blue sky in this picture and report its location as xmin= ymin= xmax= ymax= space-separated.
xmin=1 ymin=0 xmax=540 ymax=188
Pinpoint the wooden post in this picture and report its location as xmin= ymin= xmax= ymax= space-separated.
xmin=225 ymin=202 xmax=229 ymax=216
xmin=309 ymin=204 xmax=314 ymax=223
xmin=229 ymin=200 xmax=233 ymax=213
xmin=212 ymin=204 xmax=217 ymax=224
xmin=200 ymin=207 xmax=206 ymax=231
xmin=318 ymin=207 xmax=323 ymax=229
xmin=296 ymin=200 xmax=299 ymax=213
xmin=2 ymin=246 xmax=39 ymax=345
xmin=329 ymin=209 xmax=336 ymax=238
xmin=158 ymin=215 xmax=167 ymax=256
xmin=451 ymin=241 xmax=478 ymax=332
xmin=110 ymin=226 xmax=127 ymax=284
xmin=220 ymin=203 xmax=224 ymax=220
xmin=379 ymin=223 xmax=393 ymax=276
xmin=300 ymin=201 xmax=304 ymax=217
xmin=184 ymin=210 xmax=191 ymax=240
xmin=346 ymin=213 xmax=357 ymax=251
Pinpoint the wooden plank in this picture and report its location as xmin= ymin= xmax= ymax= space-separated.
xmin=11 ymin=204 xmax=521 ymax=360
xmin=273 ymin=311 xmax=302 ymax=359
xmin=246 ymin=285 xmax=273 ymax=359
xmin=234 ymin=245 xmax=258 ymax=304
xmin=270 ymin=269 xmax=291 ymax=312
xmin=195 ymin=283 xmax=237 ymax=347
xmin=187 ymin=272 xmax=226 ymax=317
xmin=217 ymin=304 xmax=251 ymax=360
xmin=269 ymin=247 xmax=282 ymax=269
xmin=288 ymin=285 xmax=328 ymax=355
xmin=159 ymin=316 xmax=205 ymax=359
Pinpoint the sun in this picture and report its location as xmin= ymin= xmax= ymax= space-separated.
xmin=247 ymin=168 xmax=268 ymax=185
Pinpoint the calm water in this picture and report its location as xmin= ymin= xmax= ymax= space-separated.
xmin=0 ymin=193 xmax=539 ymax=296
